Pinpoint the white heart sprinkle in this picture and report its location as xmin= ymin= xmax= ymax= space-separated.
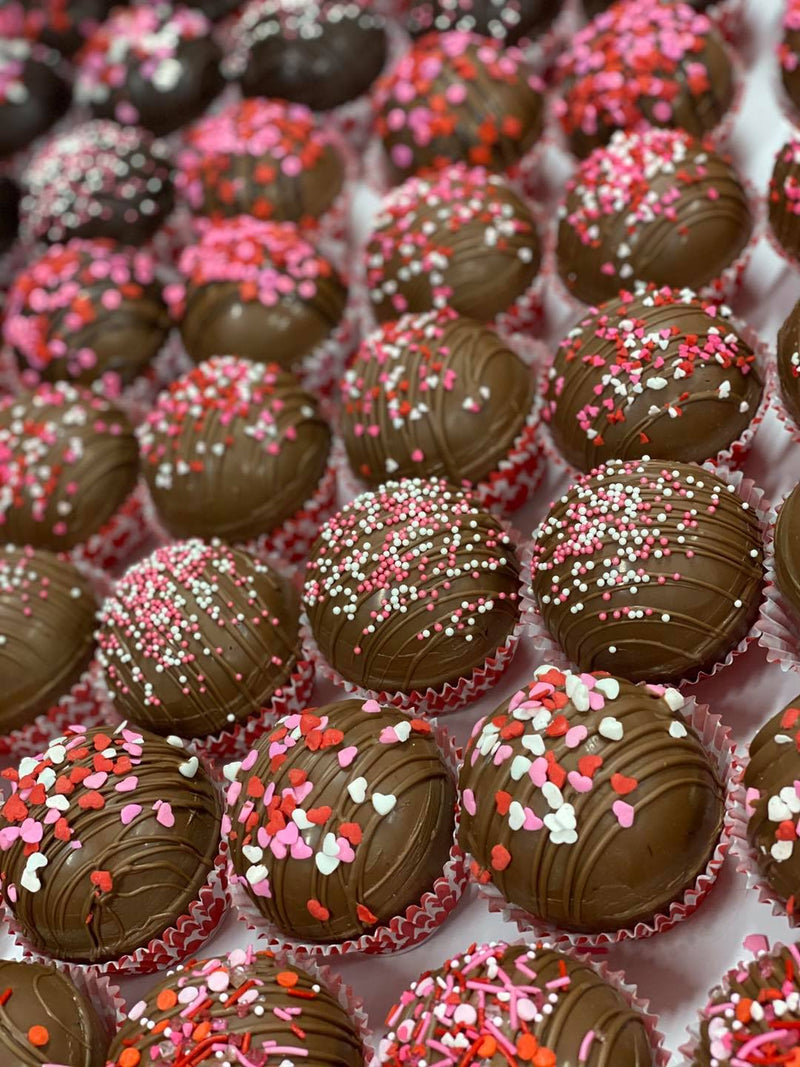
xmin=662 ymin=688 xmax=685 ymax=711
xmin=21 ymin=852 xmax=48 ymax=893
xmin=242 ymin=844 xmax=263 ymax=865
xmin=245 ymin=864 xmax=268 ymax=886
xmin=179 ymin=756 xmax=199 ymax=779
xmin=348 ymin=777 xmax=367 ymax=804
xmin=669 ymin=721 xmax=688 ymax=739
xmin=315 ymin=852 xmax=340 ymax=876
xmin=508 ymin=801 xmax=525 ymax=832
xmin=223 ymin=761 xmax=241 ymax=782
xmin=510 ymin=755 xmax=532 ymax=781
xmin=292 ymin=809 xmax=313 ymax=831
xmin=372 ymin=792 xmax=397 ymax=816
xmin=393 ymin=721 xmax=412 ymax=743
xmin=594 ymin=677 xmax=620 ymax=699
xmin=599 ymin=716 xmax=624 ymax=741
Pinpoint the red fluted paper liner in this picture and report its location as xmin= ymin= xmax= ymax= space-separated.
xmin=475 ymin=697 xmax=736 ymax=949
xmin=300 ymin=515 xmax=528 ymax=715
xmin=676 ymin=937 xmax=800 ymax=1066
xmin=549 ymin=172 xmax=763 ymax=314
xmin=756 ymin=490 xmax=800 ymax=675
xmin=377 ymin=935 xmax=669 ymax=1067
xmin=227 ymin=724 xmax=468 ymax=959
xmin=8 ymin=844 xmax=230 ymax=980
xmin=524 ymin=464 xmax=770 ymax=690
xmin=69 ymin=479 xmax=151 ymax=574
xmin=769 ymin=374 xmax=800 ymax=446
xmin=0 ymin=558 xmax=113 ymax=759
xmin=537 ymin=309 xmax=774 ymax=476
xmin=71 ymin=970 xmax=125 ymax=1044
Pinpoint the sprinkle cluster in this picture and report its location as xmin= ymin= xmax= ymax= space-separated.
xmin=556 ymin=0 xmax=720 ymax=141
xmin=365 ymin=164 xmax=538 ymax=319
xmin=96 ymin=539 xmax=288 ymax=717
xmin=3 ymin=238 xmax=162 ymax=386
xmin=21 ymin=119 xmax=173 ymax=245
xmin=0 ymin=383 xmax=133 ymax=541
xmin=76 ymin=3 xmax=213 ymax=122
xmin=407 ymin=0 xmax=556 ymax=43
xmin=374 ymin=31 xmax=542 ymax=174
xmin=139 ymin=356 xmax=323 ymax=492
xmin=560 ymin=127 xmax=741 ymax=283
xmin=0 ymin=1 xmax=108 ymax=49
xmin=169 ymin=217 xmax=338 ymax=321
xmin=176 ymin=97 xmax=340 ymax=219
xmin=545 ymin=285 xmax=757 ymax=443
xmin=0 ymin=544 xmax=91 ymax=620
xmin=0 ymin=38 xmax=49 ymax=107
xmin=0 ymin=723 xmax=201 ymax=900
xmin=746 ymin=704 xmax=800 ymax=869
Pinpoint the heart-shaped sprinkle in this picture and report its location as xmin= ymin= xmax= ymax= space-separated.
xmin=347 ymin=777 xmax=367 ymax=804
xmin=372 ymin=792 xmax=396 ymax=816
xmin=612 ymin=800 xmax=635 ymax=828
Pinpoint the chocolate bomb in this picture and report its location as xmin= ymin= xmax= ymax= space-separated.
xmin=365 ymin=163 xmax=541 ymax=325
xmin=556 ymin=127 xmax=753 ymax=306
xmin=76 ymin=3 xmax=223 ymax=137
xmin=21 ymin=120 xmax=175 ymax=246
xmin=744 ymin=695 xmax=800 ymax=920
xmin=530 ymin=458 xmax=765 ymax=684
xmin=0 ymin=0 xmax=119 ymax=56
xmin=0 ymin=38 xmax=71 ymax=160
xmin=176 ymin=97 xmax=345 ymax=226
xmin=556 ymin=0 xmax=735 ymax=158
xmin=0 ymin=723 xmax=221 ymax=964
xmin=4 ymin=238 xmax=170 ymax=390
xmin=0 ymin=545 xmax=97 ymax=734
xmin=375 ymin=31 xmax=544 ymax=185
xmin=782 ymin=2 xmax=800 ymax=117
xmin=97 ymin=539 xmax=303 ymax=740
xmin=139 ymin=357 xmax=332 ymax=542
xmin=227 ymin=0 xmax=387 ymax=110
xmin=775 ymin=483 xmax=800 ymax=621
xmin=459 ymin=666 xmax=724 ymax=933
xmin=407 ymin=0 xmax=565 ymax=42
xmin=108 ymin=947 xmax=363 ymax=1066
xmin=0 ymin=383 xmax=139 ymax=552
xmin=778 ymin=298 xmax=800 ymax=428
xmin=172 ymin=217 xmax=347 ymax=371
xmin=543 ymin=285 xmax=763 ymax=471
xmin=303 ymin=478 xmax=521 ymax=695
xmin=226 ymin=698 xmax=457 ymax=942
xmin=381 ymin=941 xmax=655 ymax=1066
xmin=693 ymin=944 xmax=800 ymax=1066
xmin=0 ymin=959 xmax=107 ymax=1066
xmin=770 ymin=138 xmax=800 ymax=266
xmin=583 ymin=0 xmax=720 ymax=14
xmin=341 ymin=310 xmax=536 ymax=489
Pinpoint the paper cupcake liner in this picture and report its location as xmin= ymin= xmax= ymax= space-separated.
xmin=755 ymin=489 xmax=800 ymax=675
xmin=769 ymin=370 xmax=800 ymax=447
xmin=300 ymin=514 xmax=528 ymax=715
xmin=677 ymin=936 xmax=800 ymax=1066
xmin=228 ymin=724 xmax=468 ymax=959
xmin=8 ymin=844 xmax=230 ymax=980
xmin=524 ymin=464 xmax=770 ymax=689
xmin=474 ymin=697 xmax=736 ymax=949
xmin=69 ymin=479 xmax=151 ymax=575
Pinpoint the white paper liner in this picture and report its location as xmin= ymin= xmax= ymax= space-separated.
xmin=228 ymin=724 xmax=468 ymax=959
xmin=524 ymin=463 xmax=770 ymax=690
xmin=677 ymin=936 xmax=800 ymax=1067
xmin=475 ymin=696 xmax=736 ymax=949
xmin=0 ymin=557 xmax=113 ymax=759
xmin=755 ymin=489 xmax=800 ymax=675
xmin=8 ymin=843 xmax=230 ymax=980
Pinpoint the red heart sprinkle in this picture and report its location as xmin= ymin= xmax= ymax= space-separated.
xmin=611 ymin=773 xmax=638 ymax=796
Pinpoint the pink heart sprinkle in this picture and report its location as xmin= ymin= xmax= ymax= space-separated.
xmin=567 ymin=771 xmax=593 ymax=794
xmin=155 ymin=802 xmax=175 ymax=829
xmin=564 ymin=725 xmax=588 ymax=749
xmin=115 ymin=776 xmax=138 ymax=793
xmin=529 ymin=757 xmax=548 ymax=787
xmin=362 ymin=700 xmax=381 ymax=714
xmin=121 ymin=804 xmax=142 ymax=826
xmin=462 ymin=788 xmax=476 ymax=816
xmin=523 ymin=808 xmax=543 ymax=832
xmin=379 ymin=727 xmax=399 ymax=745
xmin=338 ymin=746 xmax=358 ymax=768
xmin=612 ymin=800 xmax=634 ymax=829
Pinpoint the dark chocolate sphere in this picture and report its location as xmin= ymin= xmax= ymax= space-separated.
xmin=407 ymin=0 xmax=564 ymax=42
xmin=375 ymin=31 xmax=545 ymax=185
xmin=365 ymin=164 xmax=541 ymax=325
xmin=76 ymin=3 xmax=223 ymax=137
xmin=779 ymin=299 xmax=800 ymax=429
xmin=583 ymin=0 xmax=719 ymax=14
xmin=543 ymin=286 xmax=762 ymax=471
xmin=0 ymin=723 xmax=221 ymax=964
xmin=769 ymin=137 xmax=800 ymax=267
xmin=459 ymin=667 xmax=724 ymax=933
xmin=4 ymin=238 xmax=170 ymax=390
xmin=184 ymin=0 xmax=242 ymax=18
xmin=303 ymin=478 xmax=521 ymax=695
xmin=97 ymin=539 xmax=303 ymax=740
xmin=775 ymin=483 xmax=800 ymax=622
xmin=556 ymin=128 xmax=753 ymax=307
xmin=530 ymin=458 xmax=764 ymax=684
xmin=0 ymin=384 xmax=139 ymax=552
xmin=139 ymin=357 xmax=332 ymax=542
xmin=176 ymin=97 xmax=346 ymax=226
xmin=341 ymin=310 xmax=536 ymax=489
xmin=0 ymin=959 xmax=107 ymax=1066
xmin=0 ymin=545 xmax=97 ymax=734
xmin=744 ymin=695 xmax=800 ymax=919
xmin=693 ymin=946 xmax=800 ymax=1066
xmin=173 ymin=217 xmax=347 ymax=372
xmin=228 ymin=0 xmax=387 ymax=110
xmin=0 ymin=39 xmax=71 ymax=160
xmin=0 ymin=0 xmax=120 ymax=57
xmin=0 ymin=175 xmax=20 ymax=256
xmin=108 ymin=948 xmax=363 ymax=1066
xmin=557 ymin=0 xmax=734 ymax=159
xmin=21 ymin=120 xmax=175 ymax=247
xmin=226 ymin=698 xmax=457 ymax=942
xmin=381 ymin=942 xmax=656 ymax=1066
